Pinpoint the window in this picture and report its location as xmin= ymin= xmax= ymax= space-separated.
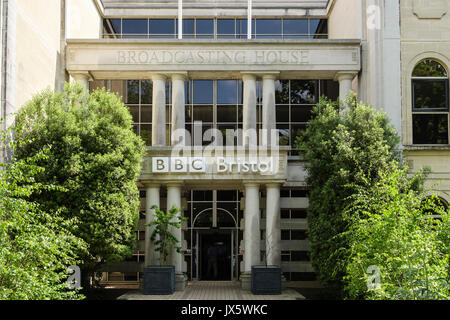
xmin=412 ymin=59 xmax=449 ymax=144
xmin=102 ymin=18 xmax=328 ymax=39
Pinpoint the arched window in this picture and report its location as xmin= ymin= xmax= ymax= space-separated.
xmin=412 ymin=59 xmax=449 ymax=144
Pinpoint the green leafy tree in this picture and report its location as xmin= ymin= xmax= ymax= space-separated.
xmin=343 ymin=168 xmax=449 ymax=300
xmin=0 ymin=127 xmax=87 ymax=300
xmin=295 ymin=94 xmax=401 ymax=296
xmin=146 ymin=205 xmax=187 ymax=265
xmin=12 ymin=83 xmax=146 ymax=287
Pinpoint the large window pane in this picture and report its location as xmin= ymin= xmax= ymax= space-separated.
xmin=237 ymin=19 xmax=255 ymax=38
xmin=149 ymin=19 xmax=175 ymax=38
xmin=413 ymin=79 xmax=448 ymax=110
xmin=217 ymin=105 xmax=237 ymax=123
xmin=103 ymin=19 xmax=121 ymax=37
xmin=217 ymin=80 xmax=237 ymax=104
xmin=141 ymin=80 xmax=152 ymax=104
xmin=290 ymin=80 xmax=318 ymax=104
xmin=291 ymin=105 xmax=313 ymax=123
xmin=276 ymin=105 xmax=290 ymax=123
xmin=217 ymin=19 xmax=235 ymax=38
xmin=310 ymin=19 xmax=328 ymax=38
xmin=193 ymin=105 xmax=213 ymax=122
xmin=122 ymin=19 xmax=148 ymax=38
xmin=283 ymin=19 xmax=308 ymax=39
xmin=275 ymin=80 xmax=290 ymax=104
xmin=277 ymin=124 xmax=290 ymax=146
xmin=256 ymin=19 xmax=282 ymax=38
xmin=413 ymin=114 xmax=448 ymax=144
xmin=320 ymin=80 xmax=339 ymax=100
xmin=196 ymin=19 xmax=214 ymax=38
xmin=193 ymin=80 xmax=213 ymax=104
xmin=126 ymin=80 xmax=139 ymax=104
xmin=141 ymin=105 xmax=152 ymax=123
xmin=140 ymin=124 xmax=152 ymax=146
xmin=180 ymin=19 xmax=194 ymax=38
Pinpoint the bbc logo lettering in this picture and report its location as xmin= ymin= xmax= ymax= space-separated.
xmin=152 ymin=157 xmax=206 ymax=173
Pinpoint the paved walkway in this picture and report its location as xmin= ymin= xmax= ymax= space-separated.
xmin=118 ymin=281 xmax=305 ymax=300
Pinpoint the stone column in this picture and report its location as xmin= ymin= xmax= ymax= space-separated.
xmin=262 ymin=73 xmax=278 ymax=146
xmin=335 ymin=72 xmax=356 ymax=107
xmin=144 ymin=184 xmax=160 ymax=267
xmin=265 ymin=183 xmax=281 ymax=267
xmin=167 ymin=182 xmax=186 ymax=291
xmin=71 ymin=72 xmax=91 ymax=91
xmin=241 ymin=183 xmax=260 ymax=289
xmin=152 ymin=74 xmax=167 ymax=146
xmin=242 ymin=73 xmax=257 ymax=147
xmin=171 ymin=73 xmax=187 ymax=146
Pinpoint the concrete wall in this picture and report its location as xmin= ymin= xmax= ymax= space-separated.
xmin=67 ymin=0 xmax=101 ymax=39
xmin=14 ymin=0 xmax=63 ymax=111
xmin=400 ymin=0 xmax=450 ymax=205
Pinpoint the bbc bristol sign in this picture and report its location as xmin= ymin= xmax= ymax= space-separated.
xmin=152 ymin=157 xmax=276 ymax=174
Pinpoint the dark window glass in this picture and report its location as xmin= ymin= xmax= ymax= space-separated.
xmin=196 ymin=19 xmax=214 ymax=38
xmin=320 ymin=80 xmax=339 ymax=100
xmin=291 ymin=251 xmax=309 ymax=261
xmin=290 ymin=209 xmax=307 ymax=219
xmin=122 ymin=19 xmax=148 ymax=38
xmin=193 ymin=80 xmax=213 ymax=104
xmin=140 ymin=124 xmax=152 ymax=146
xmin=217 ymin=190 xmax=237 ymax=201
xmin=280 ymin=189 xmax=290 ymax=197
xmin=141 ymin=105 xmax=152 ymax=123
xmin=185 ymin=81 xmax=191 ymax=105
xmin=275 ymin=80 xmax=290 ymax=104
xmin=193 ymin=190 xmax=213 ymax=201
xmin=283 ymin=19 xmax=308 ymax=39
xmin=413 ymin=59 xmax=448 ymax=77
xmin=103 ymin=19 xmax=121 ymax=37
xmin=413 ymin=114 xmax=448 ymax=144
xmin=281 ymin=209 xmax=290 ymax=219
xmin=291 ymin=105 xmax=313 ymax=123
xmin=237 ymin=19 xmax=255 ymax=38
xmin=281 ymin=230 xmax=290 ymax=240
xmin=217 ymin=80 xmax=237 ymax=104
xmin=217 ymin=19 xmax=235 ymax=38
xmin=256 ymin=19 xmax=282 ymax=38
xmin=126 ymin=80 xmax=139 ymax=104
xmin=277 ymin=124 xmax=290 ymax=146
xmin=128 ymin=105 xmax=139 ymax=123
xmin=413 ymin=79 xmax=448 ymax=110
xmin=291 ymin=189 xmax=309 ymax=197
xmin=290 ymin=80 xmax=318 ymax=104
xmin=218 ymin=124 xmax=239 ymax=146
xmin=193 ymin=105 xmax=213 ymax=122
xmin=139 ymin=190 xmax=146 ymax=198
xmin=149 ymin=19 xmax=175 ymax=38
xmin=217 ymin=105 xmax=237 ymax=123
xmin=276 ymin=105 xmax=290 ymax=123
xmin=181 ymin=19 xmax=195 ymax=38
xmin=291 ymin=230 xmax=307 ymax=240
xmin=141 ymin=80 xmax=152 ymax=104
xmin=185 ymin=105 xmax=192 ymax=122
xmin=291 ymin=273 xmax=316 ymax=281
xmin=310 ymin=19 xmax=328 ymax=38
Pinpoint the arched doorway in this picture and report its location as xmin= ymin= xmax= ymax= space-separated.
xmin=185 ymin=190 xmax=242 ymax=281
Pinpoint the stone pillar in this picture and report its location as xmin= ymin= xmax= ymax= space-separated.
xmin=242 ymin=73 xmax=257 ymax=147
xmin=265 ymin=183 xmax=281 ymax=267
xmin=171 ymin=73 xmax=187 ymax=146
xmin=71 ymin=72 xmax=91 ymax=91
xmin=335 ymin=72 xmax=356 ymax=107
xmin=167 ymin=183 xmax=186 ymax=291
xmin=262 ymin=74 xmax=278 ymax=146
xmin=152 ymin=74 xmax=167 ymax=146
xmin=144 ymin=184 xmax=160 ymax=267
xmin=241 ymin=183 xmax=260 ymax=290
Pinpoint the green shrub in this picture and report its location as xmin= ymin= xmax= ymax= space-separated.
xmin=343 ymin=168 xmax=449 ymax=300
xmin=12 ymin=83 xmax=146 ymax=285
xmin=0 ymin=128 xmax=87 ymax=299
xmin=296 ymin=95 xmax=400 ymax=296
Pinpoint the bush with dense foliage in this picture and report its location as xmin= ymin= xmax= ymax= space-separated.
xmin=12 ymin=83 xmax=146 ymax=285
xmin=296 ymin=95 xmax=400 ymax=296
xmin=343 ymin=168 xmax=449 ymax=300
xmin=297 ymin=94 xmax=449 ymax=299
xmin=0 ymin=129 xmax=87 ymax=300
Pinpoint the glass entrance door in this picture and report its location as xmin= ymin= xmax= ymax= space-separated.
xmin=184 ymin=190 xmax=243 ymax=281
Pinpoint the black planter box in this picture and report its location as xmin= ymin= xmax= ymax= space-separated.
xmin=251 ymin=266 xmax=282 ymax=295
xmin=143 ymin=266 xmax=175 ymax=295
